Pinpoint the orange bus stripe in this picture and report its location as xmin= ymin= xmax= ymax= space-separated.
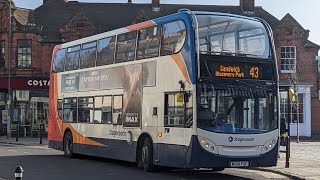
xmin=66 ymin=124 xmax=107 ymax=147
xmin=170 ymin=53 xmax=191 ymax=84
xmin=127 ymin=21 xmax=156 ymax=31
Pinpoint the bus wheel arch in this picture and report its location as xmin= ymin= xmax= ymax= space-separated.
xmin=136 ymin=133 xmax=155 ymax=171
xmin=63 ymin=129 xmax=74 ymax=158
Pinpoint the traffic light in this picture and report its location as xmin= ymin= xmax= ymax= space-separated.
xmin=288 ymin=87 xmax=296 ymax=102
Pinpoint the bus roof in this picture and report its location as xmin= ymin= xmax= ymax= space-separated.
xmin=55 ymin=10 xmax=262 ymax=50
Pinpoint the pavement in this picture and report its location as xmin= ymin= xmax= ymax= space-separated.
xmin=256 ymin=141 xmax=320 ymax=180
xmin=0 ymin=136 xmax=48 ymax=147
xmin=0 ymin=136 xmax=319 ymax=180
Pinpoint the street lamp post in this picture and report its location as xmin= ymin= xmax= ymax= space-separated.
xmin=4 ymin=0 xmax=12 ymax=139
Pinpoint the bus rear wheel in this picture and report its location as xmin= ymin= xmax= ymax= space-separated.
xmin=141 ymin=137 xmax=154 ymax=172
xmin=211 ymin=168 xmax=225 ymax=171
xmin=64 ymin=131 xmax=74 ymax=158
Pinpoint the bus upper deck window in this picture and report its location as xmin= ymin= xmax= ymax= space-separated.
xmin=80 ymin=41 xmax=97 ymax=69
xmin=116 ymin=32 xmax=137 ymax=63
xmin=161 ymin=20 xmax=186 ymax=56
xmin=53 ymin=49 xmax=66 ymax=72
xmin=65 ymin=45 xmax=80 ymax=71
xmin=97 ymin=36 xmax=116 ymax=66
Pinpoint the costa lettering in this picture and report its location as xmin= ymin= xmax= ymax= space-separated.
xmin=27 ymin=80 xmax=50 ymax=87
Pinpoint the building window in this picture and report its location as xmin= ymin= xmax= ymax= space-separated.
xmin=280 ymin=46 xmax=296 ymax=73
xmin=0 ymin=41 xmax=4 ymax=68
xmin=17 ymin=40 xmax=32 ymax=68
xmin=280 ymin=92 xmax=304 ymax=123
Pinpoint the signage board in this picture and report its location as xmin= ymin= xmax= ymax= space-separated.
xmin=202 ymin=60 xmax=273 ymax=80
xmin=2 ymin=110 xmax=8 ymax=124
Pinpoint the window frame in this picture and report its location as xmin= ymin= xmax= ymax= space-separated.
xmin=63 ymin=97 xmax=78 ymax=123
xmin=80 ymin=41 xmax=97 ymax=69
xmin=52 ymin=48 xmax=66 ymax=73
xmin=112 ymin=95 xmax=123 ymax=125
xmin=65 ymin=45 xmax=81 ymax=71
xmin=136 ymin=26 xmax=161 ymax=60
xmin=0 ymin=40 xmax=5 ymax=68
xmin=280 ymin=46 xmax=296 ymax=73
xmin=115 ymin=31 xmax=138 ymax=63
xmin=160 ymin=19 xmax=187 ymax=56
xmin=96 ymin=36 xmax=116 ymax=66
xmin=93 ymin=95 xmax=113 ymax=124
xmin=17 ymin=39 xmax=32 ymax=69
xmin=77 ymin=96 xmax=94 ymax=123
xmin=164 ymin=91 xmax=192 ymax=128
xmin=280 ymin=92 xmax=304 ymax=124
xmin=57 ymin=99 xmax=63 ymax=119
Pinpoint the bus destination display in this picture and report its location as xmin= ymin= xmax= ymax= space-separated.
xmin=215 ymin=65 xmax=259 ymax=79
xmin=205 ymin=61 xmax=273 ymax=80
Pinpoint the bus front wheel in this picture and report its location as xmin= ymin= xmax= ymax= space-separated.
xmin=64 ymin=131 xmax=74 ymax=158
xmin=141 ymin=137 xmax=154 ymax=172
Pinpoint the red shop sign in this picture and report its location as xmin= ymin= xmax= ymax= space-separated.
xmin=0 ymin=77 xmax=50 ymax=89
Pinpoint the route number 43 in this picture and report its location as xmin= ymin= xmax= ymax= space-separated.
xmin=250 ymin=67 xmax=259 ymax=78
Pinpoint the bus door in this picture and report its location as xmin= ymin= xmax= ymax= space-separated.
xmin=159 ymin=92 xmax=193 ymax=166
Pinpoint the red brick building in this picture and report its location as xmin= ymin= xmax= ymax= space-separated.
xmin=0 ymin=0 xmax=319 ymax=136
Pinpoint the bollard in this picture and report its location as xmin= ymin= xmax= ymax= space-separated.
xmin=39 ymin=123 xmax=43 ymax=145
xmin=16 ymin=124 xmax=19 ymax=142
xmin=15 ymin=166 xmax=23 ymax=180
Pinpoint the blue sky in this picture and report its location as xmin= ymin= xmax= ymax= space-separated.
xmin=13 ymin=0 xmax=320 ymax=48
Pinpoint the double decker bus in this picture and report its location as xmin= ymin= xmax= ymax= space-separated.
xmin=49 ymin=10 xmax=279 ymax=171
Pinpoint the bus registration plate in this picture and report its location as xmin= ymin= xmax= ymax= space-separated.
xmin=230 ymin=161 xmax=249 ymax=167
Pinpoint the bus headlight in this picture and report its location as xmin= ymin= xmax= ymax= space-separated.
xmin=261 ymin=138 xmax=278 ymax=154
xmin=198 ymin=136 xmax=219 ymax=155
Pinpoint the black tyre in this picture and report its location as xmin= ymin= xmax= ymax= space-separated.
xmin=64 ymin=131 xmax=74 ymax=158
xmin=141 ymin=137 xmax=154 ymax=172
xmin=211 ymin=168 xmax=225 ymax=172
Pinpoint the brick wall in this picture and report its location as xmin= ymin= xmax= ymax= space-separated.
xmin=274 ymin=14 xmax=320 ymax=135
xmin=59 ymin=12 xmax=96 ymax=42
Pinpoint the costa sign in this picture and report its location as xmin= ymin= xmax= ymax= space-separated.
xmin=27 ymin=80 xmax=50 ymax=87
xmin=0 ymin=77 xmax=50 ymax=89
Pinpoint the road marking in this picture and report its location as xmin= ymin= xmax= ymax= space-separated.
xmin=23 ymin=152 xmax=32 ymax=154
xmin=8 ymin=150 xmax=18 ymax=152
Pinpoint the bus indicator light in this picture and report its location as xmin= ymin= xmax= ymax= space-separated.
xmin=158 ymin=132 xmax=163 ymax=137
xmin=200 ymin=139 xmax=206 ymax=145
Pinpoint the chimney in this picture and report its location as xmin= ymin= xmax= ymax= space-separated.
xmin=152 ymin=0 xmax=160 ymax=12
xmin=128 ymin=0 xmax=132 ymax=3
xmin=240 ymin=0 xmax=255 ymax=14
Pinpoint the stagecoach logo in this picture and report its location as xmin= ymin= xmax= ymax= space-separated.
xmin=228 ymin=137 xmax=234 ymax=142
xmin=228 ymin=136 xmax=254 ymax=143
xmin=108 ymin=130 xmax=133 ymax=145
